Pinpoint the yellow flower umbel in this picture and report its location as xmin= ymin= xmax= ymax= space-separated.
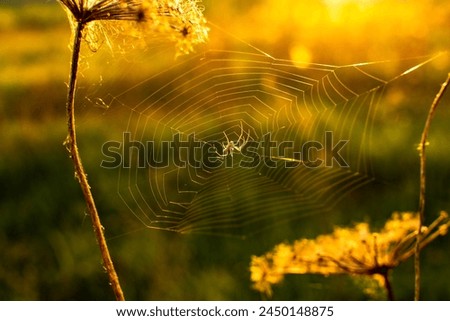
xmin=250 ymin=211 xmax=449 ymax=299
xmin=58 ymin=0 xmax=209 ymax=55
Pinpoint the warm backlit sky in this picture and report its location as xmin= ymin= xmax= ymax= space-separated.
xmin=205 ymin=0 xmax=450 ymax=65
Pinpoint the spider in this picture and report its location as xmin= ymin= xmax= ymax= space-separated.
xmin=215 ymin=122 xmax=250 ymax=158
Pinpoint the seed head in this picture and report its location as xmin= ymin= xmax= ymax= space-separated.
xmin=58 ymin=0 xmax=209 ymax=55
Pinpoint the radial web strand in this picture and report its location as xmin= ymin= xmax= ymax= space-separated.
xmin=99 ymin=48 xmax=443 ymax=237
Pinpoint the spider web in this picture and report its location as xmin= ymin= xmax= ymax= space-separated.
xmin=98 ymin=38 xmax=442 ymax=238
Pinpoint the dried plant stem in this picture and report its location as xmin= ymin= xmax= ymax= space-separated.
xmin=415 ymin=72 xmax=450 ymax=301
xmin=381 ymin=271 xmax=394 ymax=301
xmin=65 ymin=21 xmax=125 ymax=301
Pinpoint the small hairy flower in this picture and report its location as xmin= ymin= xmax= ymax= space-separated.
xmin=58 ymin=0 xmax=208 ymax=55
xmin=250 ymin=211 xmax=449 ymax=297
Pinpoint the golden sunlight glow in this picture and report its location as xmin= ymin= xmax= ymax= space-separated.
xmin=323 ymin=0 xmax=378 ymax=22
xmin=323 ymin=0 xmax=378 ymax=11
xmin=289 ymin=44 xmax=312 ymax=65
xmin=228 ymin=0 xmax=448 ymax=64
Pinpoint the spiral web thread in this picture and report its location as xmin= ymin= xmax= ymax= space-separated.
xmin=104 ymin=46 xmax=441 ymax=237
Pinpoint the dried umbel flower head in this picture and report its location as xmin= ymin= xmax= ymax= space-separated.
xmin=58 ymin=0 xmax=143 ymax=23
xmin=250 ymin=211 xmax=449 ymax=297
xmin=58 ymin=0 xmax=209 ymax=55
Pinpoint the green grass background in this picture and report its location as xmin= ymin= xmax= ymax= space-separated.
xmin=0 ymin=0 xmax=449 ymax=300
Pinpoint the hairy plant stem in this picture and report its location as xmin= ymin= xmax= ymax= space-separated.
xmin=415 ymin=72 xmax=450 ymax=301
xmin=65 ymin=21 xmax=125 ymax=301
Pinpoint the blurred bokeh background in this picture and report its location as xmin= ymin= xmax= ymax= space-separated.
xmin=1 ymin=0 xmax=449 ymax=300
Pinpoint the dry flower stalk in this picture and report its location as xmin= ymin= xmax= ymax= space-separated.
xmin=415 ymin=72 xmax=450 ymax=300
xmin=58 ymin=0 xmax=208 ymax=300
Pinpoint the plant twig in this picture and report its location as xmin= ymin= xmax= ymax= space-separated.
xmin=64 ymin=21 xmax=125 ymax=301
xmin=381 ymin=271 xmax=394 ymax=301
xmin=415 ymin=72 xmax=450 ymax=300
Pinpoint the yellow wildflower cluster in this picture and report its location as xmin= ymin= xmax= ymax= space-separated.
xmin=58 ymin=0 xmax=209 ymax=55
xmin=250 ymin=211 xmax=449 ymax=297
